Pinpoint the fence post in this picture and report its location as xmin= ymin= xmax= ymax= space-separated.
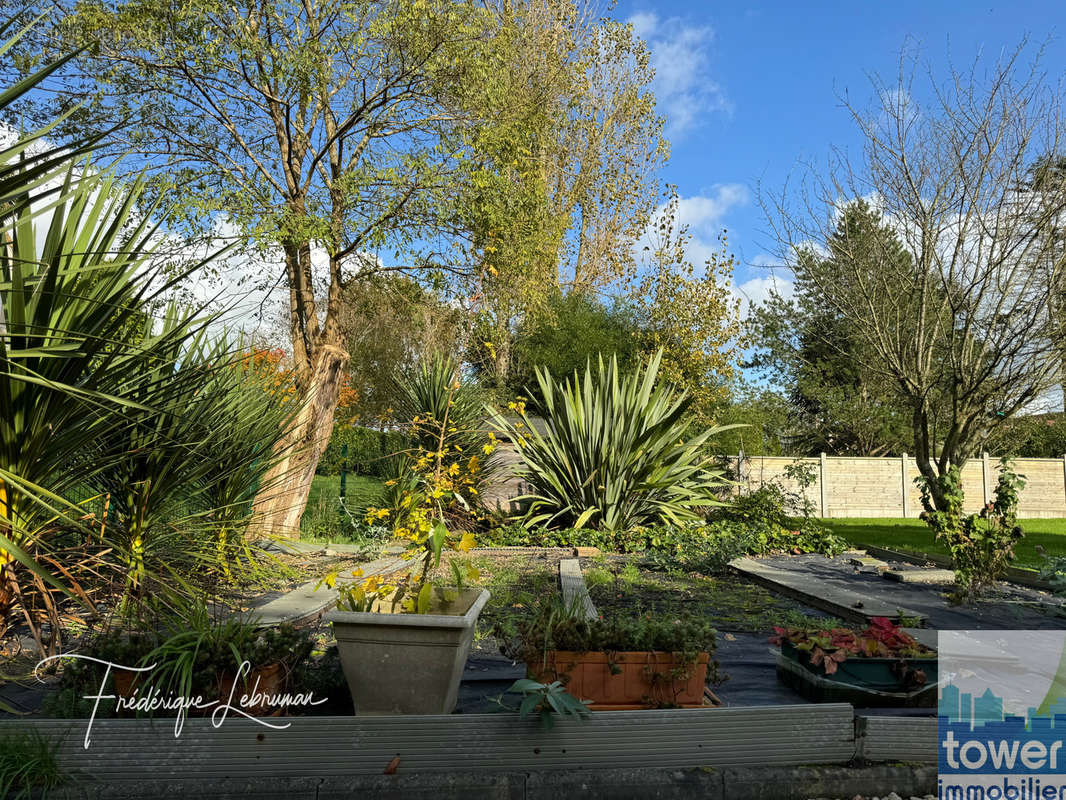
xmin=981 ymin=451 xmax=990 ymax=506
xmin=901 ymin=452 xmax=909 ymax=518
xmin=1062 ymin=454 xmax=1066 ymax=515
xmin=819 ymin=452 xmax=828 ymax=518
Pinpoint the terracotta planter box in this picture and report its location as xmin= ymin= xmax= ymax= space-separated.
xmin=531 ymin=650 xmax=711 ymax=708
xmin=113 ymin=662 xmax=286 ymax=716
xmin=326 ymin=587 xmax=490 ymax=715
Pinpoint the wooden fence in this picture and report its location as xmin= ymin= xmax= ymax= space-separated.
xmin=737 ymin=453 xmax=1066 ymax=519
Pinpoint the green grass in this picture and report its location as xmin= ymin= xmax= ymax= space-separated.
xmin=821 ymin=517 xmax=1066 ymax=568
xmin=300 ymin=474 xmax=385 ymax=541
xmin=0 ymin=730 xmax=62 ymax=798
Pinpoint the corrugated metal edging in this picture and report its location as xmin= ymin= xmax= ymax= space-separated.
xmin=857 ymin=715 xmax=937 ymax=763
xmin=4 ymin=705 xmax=856 ymax=780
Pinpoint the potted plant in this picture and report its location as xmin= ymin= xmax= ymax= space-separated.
xmin=770 ymin=617 xmax=937 ymax=706
xmin=504 ymin=597 xmax=723 ymax=709
xmin=323 ymin=365 xmax=490 ymax=715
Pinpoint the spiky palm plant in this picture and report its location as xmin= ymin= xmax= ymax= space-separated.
xmin=491 ymin=350 xmax=733 ymax=532
xmin=0 ymin=16 xmax=291 ymax=643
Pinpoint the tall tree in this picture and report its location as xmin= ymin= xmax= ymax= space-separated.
xmin=632 ymin=190 xmax=744 ymax=419
xmin=468 ymin=0 xmax=668 ymax=391
xmin=765 ymin=43 xmax=1066 ymax=510
xmin=52 ymin=0 xmax=525 ymax=535
xmin=1025 ymin=153 xmax=1066 ymax=404
xmin=748 ymin=201 xmax=914 ymax=455
xmin=502 ymin=289 xmax=643 ymax=396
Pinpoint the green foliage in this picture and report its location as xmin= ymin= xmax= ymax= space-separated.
xmin=479 ymin=521 xmax=649 ymax=552
xmin=504 ymin=595 xmax=722 ymax=684
xmin=984 ymin=414 xmax=1066 ymax=458
xmin=917 ymin=458 xmax=1027 ymax=601
xmin=55 ymin=609 xmax=313 ymax=714
xmin=373 ymin=354 xmax=498 ymax=531
xmin=318 ymin=425 xmax=408 ymax=478
xmin=710 ymin=387 xmax=791 ymax=455
xmin=640 ymin=522 xmax=754 ymax=574
xmin=484 ymin=481 xmax=848 ymax=572
xmin=747 ymin=200 xmax=916 ymax=456
xmin=727 ymin=461 xmax=845 ymax=551
xmin=0 ymin=729 xmax=62 ymax=799
xmin=492 ymin=350 xmax=731 ymax=531
xmin=504 ymin=678 xmax=591 ymax=730
xmin=496 ymin=291 xmax=644 ymax=397
xmin=1037 ymin=548 xmax=1066 ymax=595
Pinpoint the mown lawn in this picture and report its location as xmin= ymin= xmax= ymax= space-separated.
xmin=821 ymin=517 xmax=1066 ymax=568
xmin=300 ymin=474 xmax=385 ymax=539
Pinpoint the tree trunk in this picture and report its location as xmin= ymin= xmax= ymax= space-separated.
xmin=493 ymin=315 xmax=511 ymax=392
xmin=911 ymin=402 xmax=949 ymax=512
xmin=250 ymin=343 xmax=350 ymax=538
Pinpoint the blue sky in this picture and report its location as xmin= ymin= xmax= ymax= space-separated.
xmin=616 ymin=0 xmax=1066 ymax=309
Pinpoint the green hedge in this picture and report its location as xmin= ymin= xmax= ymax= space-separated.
xmin=318 ymin=425 xmax=409 ymax=477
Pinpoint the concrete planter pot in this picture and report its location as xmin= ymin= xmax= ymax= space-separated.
xmin=326 ymin=587 xmax=490 ymax=715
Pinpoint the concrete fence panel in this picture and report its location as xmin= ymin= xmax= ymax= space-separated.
xmin=737 ymin=453 xmax=1066 ymax=519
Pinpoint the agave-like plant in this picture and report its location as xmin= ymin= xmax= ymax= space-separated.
xmin=490 ymin=350 xmax=734 ymax=532
xmin=396 ymin=355 xmax=489 ymax=460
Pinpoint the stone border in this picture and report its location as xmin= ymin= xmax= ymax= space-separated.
xmin=32 ymin=764 xmax=938 ymax=800
xmin=861 ymin=544 xmax=1055 ymax=591
xmin=729 ymin=557 xmax=928 ymax=627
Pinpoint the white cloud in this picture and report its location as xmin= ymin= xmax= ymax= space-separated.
xmin=628 ymin=12 xmax=729 ymax=137
xmin=676 ymin=184 xmax=749 ymax=232
xmin=734 ymin=274 xmax=794 ymax=315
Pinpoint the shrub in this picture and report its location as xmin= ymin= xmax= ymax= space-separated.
xmin=325 ymin=357 xmax=487 ymax=613
xmin=50 ymin=610 xmax=314 ymax=716
xmin=642 ymin=522 xmax=757 ymax=574
xmin=371 ymin=354 xmax=498 ymax=532
xmin=918 ymin=457 xmax=1026 ymax=602
xmin=706 ymin=460 xmax=847 ymax=560
xmin=479 ymin=522 xmax=650 ymax=552
xmin=490 ymin=350 xmax=730 ymax=532
xmin=1038 ymin=550 xmax=1066 ymax=595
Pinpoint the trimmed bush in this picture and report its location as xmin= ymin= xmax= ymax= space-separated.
xmin=317 ymin=425 xmax=408 ymax=477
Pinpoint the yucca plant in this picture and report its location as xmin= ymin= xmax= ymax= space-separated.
xmin=491 ymin=350 xmax=734 ymax=532
xmin=0 ymin=15 xmax=259 ymax=646
xmin=396 ymin=355 xmax=491 ymax=467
